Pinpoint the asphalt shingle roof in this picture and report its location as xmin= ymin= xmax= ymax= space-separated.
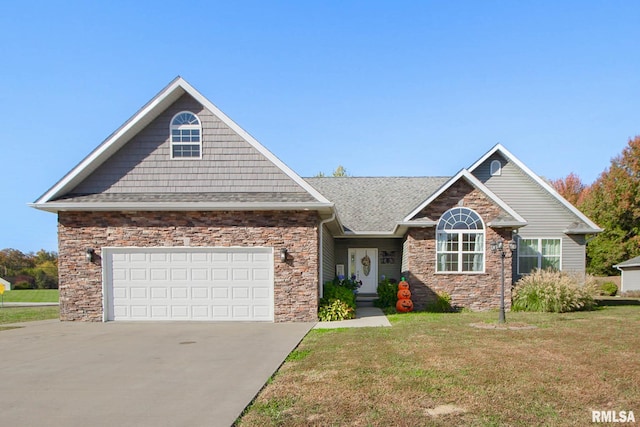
xmin=305 ymin=177 xmax=450 ymax=232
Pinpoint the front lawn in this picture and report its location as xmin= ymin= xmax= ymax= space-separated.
xmin=0 ymin=306 xmax=59 ymax=326
xmin=1 ymin=289 xmax=59 ymax=302
xmin=238 ymin=306 xmax=640 ymax=426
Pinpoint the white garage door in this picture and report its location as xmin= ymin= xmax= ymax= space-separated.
xmin=103 ymin=247 xmax=274 ymax=321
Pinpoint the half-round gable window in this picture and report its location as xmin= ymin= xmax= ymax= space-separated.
xmin=490 ymin=159 xmax=502 ymax=176
xmin=170 ymin=111 xmax=202 ymax=159
xmin=436 ymin=207 xmax=485 ymax=273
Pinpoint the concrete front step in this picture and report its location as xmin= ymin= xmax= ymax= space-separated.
xmin=356 ymin=294 xmax=378 ymax=307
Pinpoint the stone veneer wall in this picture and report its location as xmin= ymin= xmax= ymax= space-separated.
xmin=58 ymin=210 xmax=319 ymax=322
xmin=404 ymin=180 xmax=514 ymax=311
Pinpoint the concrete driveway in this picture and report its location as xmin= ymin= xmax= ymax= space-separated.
xmin=0 ymin=320 xmax=314 ymax=427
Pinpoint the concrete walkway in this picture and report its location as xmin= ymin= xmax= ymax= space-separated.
xmin=314 ymin=306 xmax=391 ymax=329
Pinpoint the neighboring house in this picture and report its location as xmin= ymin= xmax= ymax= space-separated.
xmin=614 ymin=256 xmax=640 ymax=293
xmin=0 ymin=277 xmax=10 ymax=291
xmin=31 ymin=77 xmax=602 ymax=322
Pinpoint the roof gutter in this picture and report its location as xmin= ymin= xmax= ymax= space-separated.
xmin=28 ymin=202 xmax=335 ymax=213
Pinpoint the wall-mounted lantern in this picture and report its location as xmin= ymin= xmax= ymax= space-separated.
xmin=85 ymin=248 xmax=96 ymax=263
xmin=279 ymin=248 xmax=288 ymax=263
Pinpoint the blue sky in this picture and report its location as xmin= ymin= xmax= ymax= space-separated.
xmin=1 ymin=1 xmax=638 ymax=253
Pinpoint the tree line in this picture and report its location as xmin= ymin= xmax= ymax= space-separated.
xmin=552 ymin=136 xmax=640 ymax=276
xmin=0 ymin=248 xmax=58 ymax=289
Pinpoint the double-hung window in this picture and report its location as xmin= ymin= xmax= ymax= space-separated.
xmin=170 ymin=111 xmax=202 ymax=159
xmin=518 ymin=238 xmax=561 ymax=274
xmin=436 ymin=207 xmax=485 ymax=273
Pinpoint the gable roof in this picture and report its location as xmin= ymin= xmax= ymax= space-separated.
xmin=31 ymin=77 xmax=331 ymax=212
xmin=614 ymin=255 xmax=640 ymax=269
xmin=306 ymin=177 xmax=449 ymax=234
xmin=469 ymin=144 xmax=602 ymax=232
xmin=403 ymin=169 xmax=528 ymax=227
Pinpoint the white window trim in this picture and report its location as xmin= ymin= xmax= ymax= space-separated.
xmin=490 ymin=159 xmax=502 ymax=176
xmin=517 ymin=237 xmax=563 ymax=275
xmin=170 ymin=111 xmax=202 ymax=160
xmin=435 ymin=207 xmax=486 ymax=274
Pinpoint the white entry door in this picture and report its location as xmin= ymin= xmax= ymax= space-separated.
xmin=348 ymin=248 xmax=378 ymax=294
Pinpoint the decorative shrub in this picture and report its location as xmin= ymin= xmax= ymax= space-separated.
xmin=512 ymin=269 xmax=595 ymax=313
xmin=322 ymin=282 xmax=356 ymax=310
xmin=599 ymin=282 xmax=618 ymax=296
xmin=12 ymin=281 xmax=33 ymax=290
xmin=425 ymin=291 xmax=453 ymax=312
xmin=318 ymin=299 xmax=355 ymax=321
xmin=318 ymin=280 xmax=357 ymax=321
xmin=333 ymin=275 xmax=362 ymax=291
xmin=374 ymin=278 xmax=398 ymax=308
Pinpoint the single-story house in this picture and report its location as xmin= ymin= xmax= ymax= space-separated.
xmin=614 ymin=256 xmax=640 ymax=293
xmin=31 ymin=77 xmax=602 ymax=322
xmin=0 ymin=277 xmax=10 ymax=291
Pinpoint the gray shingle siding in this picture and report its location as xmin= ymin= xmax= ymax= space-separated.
xmin=474 ymin=153 xmax=589 ymax=276
xmin=70 ymin=94 xmax=307 ymax=196
xmin=321 ymin=224 xmax=335 ymax=285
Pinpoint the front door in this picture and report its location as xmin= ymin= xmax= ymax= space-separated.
xmin=348 ymin=248 xmax=378 ymax=294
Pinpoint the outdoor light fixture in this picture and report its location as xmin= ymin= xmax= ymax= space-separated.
xmin=490 ymin=239 xmax=517 ymax=323
xmin=85 ymin=248 xmax=95 ymax=263
xmin=279 ymin=248 xmax=288 ymax=263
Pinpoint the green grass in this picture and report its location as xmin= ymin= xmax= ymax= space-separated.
xmin=1 ymin=289 xmax=59 ymax=302
xmin=0 ymin=306 xmax=59 ymax=326
xmin=238 ymin=306 xmax=640 ymax=426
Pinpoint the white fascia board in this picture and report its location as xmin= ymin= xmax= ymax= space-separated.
xmin=403 ymin=169 xmax=527 ymax=225
xmin=34 ymin=77 xmax=187 ymax=204
xmin=28 ymin=201 xmax=334 ymax=213
xmin=469 ymin=143 xmax=602 ymax=231
xmin=177 ymin=80 xmax=331 ymax=205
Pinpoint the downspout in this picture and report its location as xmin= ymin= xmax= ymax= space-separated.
xmin=318 ymin=212 xmax=336 ymax=299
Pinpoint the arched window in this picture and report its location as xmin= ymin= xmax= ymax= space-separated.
xmin=170 ymin=111 xmax=201 ymax=159
xmin=490 ymin=159 xmax=502 ymax=176
xmin=436 ymin=207 xmax=485 ymax=273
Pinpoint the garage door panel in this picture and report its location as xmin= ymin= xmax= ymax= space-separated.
xmin=171 ymin=287 xmax=189 ymax=299
xmin=191 ymin=269 xmax=209 ymax=281
xmin=130 ymin=287 xmax=147 ymax=299
xmin=232 ymin=268 xmax=250 ymax=281
xmin=171 ymin=269 xmax=188 ymax=281
xmin=106 ymin=248 xmax=274 ymax=321
xmin=191 ymin=287 xmax=208 ymax=299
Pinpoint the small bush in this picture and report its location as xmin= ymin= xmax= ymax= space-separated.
xmin=12 ymin=282 xmax=33 ymax=290
xmin=318 ymin=299 xmax=355 ymax=321
xmin=322 ymin=282 xmax=356 ymax=310
xmin=512 ymin=269 xmax=595 ymax=313
xmin=318 ymin=281 xmax=356 ymax=321
xmin=599 ymin=282 xmax=618 ymax=296
xmin=374 ymin=278 xmax=398 ymax=308
xmin=426 ymin=291 xmax=453 ymax=312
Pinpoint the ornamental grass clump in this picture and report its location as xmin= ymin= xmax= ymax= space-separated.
xmin=512 ymin=269 xmax=595 ymax=313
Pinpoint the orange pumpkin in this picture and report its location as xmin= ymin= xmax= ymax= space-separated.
xmin=398 ymin=280 xmax=410 ymax=291
xmin=396 ymin=299 xmax=414 ymax=313
xmin=397 ymin=288 xmax=412 ymax=300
